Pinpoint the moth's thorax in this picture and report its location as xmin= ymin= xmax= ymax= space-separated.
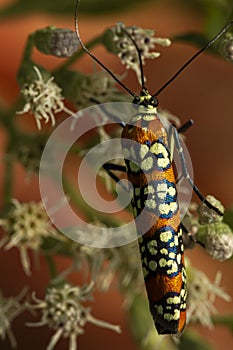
xmin=121 ymin=112 xmax=167 ymax=146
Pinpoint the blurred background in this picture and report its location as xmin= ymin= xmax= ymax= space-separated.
xmin=0 ymin=0 xmax=232 ymax=349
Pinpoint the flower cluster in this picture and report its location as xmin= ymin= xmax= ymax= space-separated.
xmin=109 ymin=23 xmax=171 ymax=82
xmin=0 ymin=199 xmax=59 ymax=275
xmin=17 ymin=66 xmax=74 ymax=130
xmin=27 ymin=283 xmax=121 ymax=350
xmin=187 ymin=265 xmax=231 ymax=328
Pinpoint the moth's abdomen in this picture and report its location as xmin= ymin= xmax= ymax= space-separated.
xmin=121 ymin=112 xmax=187 ymax=334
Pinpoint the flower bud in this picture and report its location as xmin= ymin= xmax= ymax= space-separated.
xmin=218 ymin=31 xmax=233 ymax=63
xmin=197 ymin=222 xmax=233 ymax=261
xmin=34 ymin=27 xmax=79 ymax=57
xmin=197 ymin=195 xmax=224 ymax=225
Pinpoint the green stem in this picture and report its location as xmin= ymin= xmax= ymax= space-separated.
xmin=0 ymin=97 xmax=22 ymax=130
xmin=0 ymin=101 xmax=4 ymax=114
xmin=45 ymin=254 xmax=58 ymax=279
xmin=54 ymin=35 xmax=103 ymax=71
xmin=1 ymin=101 xmax=22 ymax=213
xmin=2 ymin=145 xmax=14 ymax=213
xmin=22 ymin=34 xmax=34 ymax=62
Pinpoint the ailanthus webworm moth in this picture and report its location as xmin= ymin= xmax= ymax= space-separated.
xmin=75 ymin=0 xmax=231 ymax=335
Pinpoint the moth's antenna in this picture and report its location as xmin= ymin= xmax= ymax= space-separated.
xmin=75 ymin=0 xmax=136 ymax=98
xmin=120 ymin=26 xmax=145 ymax=90
xmin=153 ymin=20 xmax=233 ymax=97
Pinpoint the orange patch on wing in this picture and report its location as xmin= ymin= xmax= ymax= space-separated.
xmin=178 ymin=310 xmax=186 ymax=332
xmin=145 ymin=272 xmax=183 ymax=303
xmin=135 ymin=211 xmax=180 ymax=238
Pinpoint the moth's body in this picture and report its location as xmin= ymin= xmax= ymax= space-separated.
xmin=75 ymin=3 xmax=230 ymax=332
xmin=121 ymin=90 xmax=187 ymax=334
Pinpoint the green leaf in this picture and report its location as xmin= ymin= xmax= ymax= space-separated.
xmin=76 ymin=0 xmax=153 ymax=14
xmin=0 ymin=0 xmax=152 ymax=18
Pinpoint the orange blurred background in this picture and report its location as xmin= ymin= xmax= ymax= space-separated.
xmin=0 ymin=0 xmax=232 ymax=349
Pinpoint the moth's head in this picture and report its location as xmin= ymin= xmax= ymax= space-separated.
xmin=132 ymin=88 xmax=158 ymax=109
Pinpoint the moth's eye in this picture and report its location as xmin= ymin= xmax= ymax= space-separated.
xmin=149 ymin=97 xmax=158 ymax=107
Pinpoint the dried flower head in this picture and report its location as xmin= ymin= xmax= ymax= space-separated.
xmin=187 ymin=265 xmax=231 ymax=328
xmin=0 ymin=289 xmax=26 ymax=348
xmin=27 ymin=283 xmax=121 ymax=350
xmin=0 ymin=199 xmax=58 ymax=275
xmin=34 ymin=27 xmax=79 ymax=58
xmin=17 ymin=66 xmax=74 ymax=130
xmin=110 ymin=23 xmax=171 ymax=82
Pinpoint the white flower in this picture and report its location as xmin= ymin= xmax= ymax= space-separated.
xmin=0 ymin=199 xmax=60 ymax=275
xmin=187 ymin=266 xmax=231 ymax=328
xmin=113 ymin=23 xmax=171 ymax=83
xmin=17 ymin=66 xmax=74 ymax=130
xmin=0 ymin=289 xmax=26 ymax=348
xmin=26 ymin=283 xmax=121 ymax=350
